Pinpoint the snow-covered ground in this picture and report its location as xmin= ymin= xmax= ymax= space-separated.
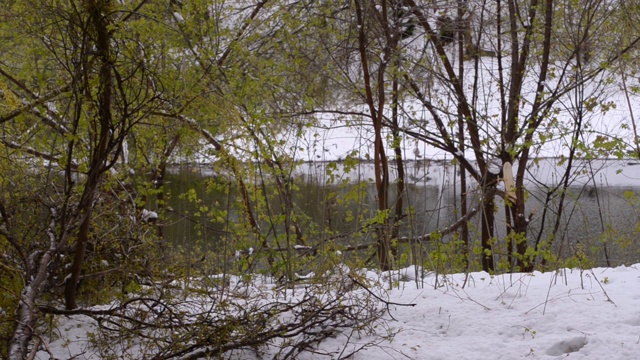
xmin=43 ymin=264 xmax=640 ymax=359
xmin=355 ymin=265 xmax=640 ymax=360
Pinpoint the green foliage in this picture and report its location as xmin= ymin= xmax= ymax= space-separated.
xmin=563 ymin=244 xmax=595 ymax=270
xmin=592 ymin=135 xmax=626 ymax=159
xmin=426 ymin=232 xmax=469 ymax=274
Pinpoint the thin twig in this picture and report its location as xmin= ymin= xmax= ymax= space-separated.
xmin=349 ymin=275 xmax=416 ymax=307
xmin=589 ymin=269 xmax=617 ymax=307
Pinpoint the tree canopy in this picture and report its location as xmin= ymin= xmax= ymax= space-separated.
xmin=2 ymin=0 xmax=640 ymax=358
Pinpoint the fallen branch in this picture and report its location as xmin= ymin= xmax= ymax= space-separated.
xmin=348 ymin=275 xmax=416 ymax=308
xmin=235 ymin=206 xmax=481 ymax=258
xmin=398 ymin=206 xmax=479 ymax=244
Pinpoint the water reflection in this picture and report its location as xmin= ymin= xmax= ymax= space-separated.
xmin=160 ymin=159 xmax=640 ymax=267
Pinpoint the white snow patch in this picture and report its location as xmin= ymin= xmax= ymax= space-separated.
xmin=173 ymin=12 xmax=184 ymax=22
xmin=141 ymin=209 xmax=158 ymax=223
xmin=41 ymin=264 xmax=640 ymax=359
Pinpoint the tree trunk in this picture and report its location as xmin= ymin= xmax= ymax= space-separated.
xmin=354 ymin=0 xmax=391 ymax=270
xmin=390 ymin=74 xmax=405 ymax=260
xmin=480 ymin=175 xmax=497 ymax=272
xmin=9 ymin=254 xmax=52 ymax=359
xmin=8 ymin=218 xmax=60 ymax=359
xmin=457 ymin=0 xmax=470 ymax=269
xmin=64 ymin=0 xmax=114 ymax=310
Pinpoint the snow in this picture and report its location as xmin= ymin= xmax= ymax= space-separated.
xmin=355 ymin=266 xmax=640 ymax=359
xmin=185 ymin=62 xmax=640 ymax=168
xmin=141 ymin=208 xmax=158 ymax=223
xmin=42 ymin=264 xmax=640 ymax=359
xmin=488 ymin=161 xmax=501 ymax=175
xmin=172 ymin=12 xmax=184 ymax=23
xmin=294 ymin=271 xmax=316 ymax=279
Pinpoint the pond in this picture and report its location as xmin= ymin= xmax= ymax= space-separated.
xmin=159 ymin=158 xmax=640 ymax=267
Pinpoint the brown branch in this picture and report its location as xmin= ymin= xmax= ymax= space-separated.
xmin=216 ymin=0 xmax=271 ymax=68
xmin=118 ymin=0 xmax=151 ymax=23
xmin=349 ymin=275 xmax=416 ymax=307
xmin=405 ymin=0 xmax=486 ymax=171
xmin=398 ymin=205 xmax=480 ymax=244
xmin=242 ymin=205 xmax=482 ymax=256
xmin=0 ymin=139 xmax=79 ymax=171
xmin=402 ymin=74 xmax=481 ymax=182
xmin=0 ymin=84 xmax=71 ymax=125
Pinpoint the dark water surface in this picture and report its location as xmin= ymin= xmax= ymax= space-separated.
xmin=159 ymin=160 xmax=640 ymax=267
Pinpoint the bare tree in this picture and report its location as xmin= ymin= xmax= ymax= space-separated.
xmin=398 ymin=0 xmax=640 ymax=271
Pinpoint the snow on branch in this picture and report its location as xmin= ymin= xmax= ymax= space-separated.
xmin=0 ymin=84 xmax=71 ymax=125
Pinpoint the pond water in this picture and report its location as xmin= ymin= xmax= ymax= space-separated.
xmin=159 ymin=158 xmax=640 ymax=267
